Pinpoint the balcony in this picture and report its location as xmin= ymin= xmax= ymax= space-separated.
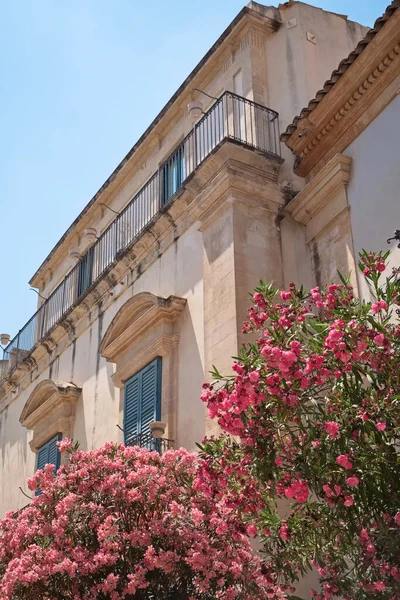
xmin=126 ymin=431 xmax=173 ymax=454
xmin=1 ymin=92 xmax=280 ymax=378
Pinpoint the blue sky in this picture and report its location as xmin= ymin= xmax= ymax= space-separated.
xmin=0 ymin=0 xmax=388 ymax=341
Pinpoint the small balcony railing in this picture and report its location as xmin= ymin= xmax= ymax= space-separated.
xmin=1 ymin=92 xmax=280 ymax=377
xmin=126 ymin=431 xmax=173 ymax=454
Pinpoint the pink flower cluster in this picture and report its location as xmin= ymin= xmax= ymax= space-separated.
xmin=199 ymin=251 xmax=400 ymax=599
xmin=0 ymin=444 xmax=286 ymax=600
xmin=359 ymin=251 xmax=386 ymax=277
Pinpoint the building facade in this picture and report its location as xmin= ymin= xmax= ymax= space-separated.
xmin=0 ymin=1 xmax=368 ymax=516
xmin=281 ymin=0 xmax=400 ymax=298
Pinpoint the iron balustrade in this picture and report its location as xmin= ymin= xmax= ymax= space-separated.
xmin=126 ymin=431 xmax=173 ymax=454
xmin=1 ymin=92 xmax=280 ymax=377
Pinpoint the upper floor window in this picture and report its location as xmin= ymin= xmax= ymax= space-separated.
xmin=161 ymin=145 xmax=185 ymax=206
xmin=36 ymin=433 xmax=62 ymax=472
xmin=100 ymin=292 xmax=186 ymax=449
xmin=124 ymin=357 xmax=162 ymax=447
xmin=78 ymin=246 xmax=94 ymax=296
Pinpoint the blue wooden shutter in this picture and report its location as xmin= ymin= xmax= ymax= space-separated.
xmin=36 ymin=444 xmax=48 ymax=472
xmin=47 ymin=433 xmax=62 ymax=471
xmin=78 ymin=247 xmax=94 ymax=297
xmin=124 ymin=358 xmax=161 ymax=444
xmin=36 ymin=433 xmax=61 ymax=472
xmin=124 ymin=372 xmax=141 ymax=445
xmin=161 ymin=146 xmax=185 ymax=206
xmin=35 ymin=433 xmax=61 ymax=495
xmin=140 ymin=358 xmax=161 ymax=436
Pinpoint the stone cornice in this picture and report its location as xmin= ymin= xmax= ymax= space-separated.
xmin=284 ymin=7 xmax=400 ymax=177
xmin=20 ymin=380 xmax=81 ymax=430
xmin=286 ymin=154 xmax=352 ymax=228
xmin=19 ymin=379 xmax=81 ymax=453
xmin=29 ymin=417 xmax=75 ymax=453
xmin=111 ymin=334 xmax=180 ymax=389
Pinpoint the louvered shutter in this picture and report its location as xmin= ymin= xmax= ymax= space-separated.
xmin=35 ymin=433 xmax=61 ymax=495
xmin=124 ymin=358 xmax=161 ymax=444
xmin=140 ymin=358 xmax=161 ymax=436
xmin=36 ymin=444 xmax=48 ymax=472
xmin=124 ymin=372 xmax=141 ymax=445
xmin=47 ymin=433 xmax=62 ymax=471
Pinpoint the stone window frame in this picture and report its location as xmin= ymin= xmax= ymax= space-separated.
xmin=20 ymin=379 xmax=81 ymax=455
xmin=99 ymin=292 xmax=186 ymax=443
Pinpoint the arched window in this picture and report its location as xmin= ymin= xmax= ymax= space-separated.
xmin=100 ymin=293 xmax=186 ymax=445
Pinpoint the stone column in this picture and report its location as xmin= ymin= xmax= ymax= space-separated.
xmin=196 ymin=143 xmax=285 ymax=436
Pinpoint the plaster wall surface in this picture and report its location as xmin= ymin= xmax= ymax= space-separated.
xmin=0 ymin=223 xmax=205 ymax=514
xmin=344 ymin=96 xmax=400 ymax=297
xmin=265 ymin=2 xmax=367 ymax=185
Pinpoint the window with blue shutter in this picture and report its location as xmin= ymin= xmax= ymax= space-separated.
xmin=124 ymin=357 xmax=162 ymax=446
xmin=161 ymin=146 xmax=185 ymax=206
xmin=35 ymin=433 xmax=62 ymax=495
xmin=78 ymin=246 xmax=94 ymax=297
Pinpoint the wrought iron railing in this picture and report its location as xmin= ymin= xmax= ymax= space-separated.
xmin=126 ymin=431 xmax=173 ymax=454
xmin=1 ymin=92 xmax=280 ymax=377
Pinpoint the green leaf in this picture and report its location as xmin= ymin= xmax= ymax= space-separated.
xmin=337 ymin=270 xmax=350 ymax=286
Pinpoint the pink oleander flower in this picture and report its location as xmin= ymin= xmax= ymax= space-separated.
xmin=199 ymin=254 xmax=400 ymax=600
xmin=246 ymin=524 xmax=257 ymax=537
xmin=248 ymin=370 xmax=260 ymax=384
xmin=371 ymin=300 xmax=388 ymax=314
xmin=336 ymin=455 xmax=353 ymax=469
xmin=374 ymin=581 xmax=386 ymax=592
xmin=344 ymin=496 xmax=355 ymax=507
xmin=57 ymin=437 xmax=73 ymax=453
xmin=346 ymin=476 xmax=359 ymax=487
xmin=373 ymin=333 xmax=386 ymax=346
xmin=0 ymin=443 xmax=279 ymax=600
xmin=279 ymin=524 xmax=290 ymax=541
xmin=324 ymin=421 xmax=340 ymax=439
xmin=284 ymin=479 xmax=309 ymax=503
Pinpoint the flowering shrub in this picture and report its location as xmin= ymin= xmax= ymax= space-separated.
xmin=0 ymin=442 xmax=285 ymax=600
xmin=198 ymin=251 xmax=400 ymax=599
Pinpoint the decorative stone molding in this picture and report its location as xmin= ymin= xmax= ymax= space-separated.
xmin=287 ymin=154 xmax=352 ymax=241
xmin=100 ymin=293 xmax=186 ymax=366
xmin=42 ymin=338 xmax=57 ymax=354
xmin=20 ymin=379 xmax=81 ymax=453
xmin=109 ymin=333 xmax=180 ymax=390
xmin=286 ymin=154 xmax=357 ymax=291
xmin=301 ymin=44 xmax=400 ymax=164
xmin=283 ymin=6 xmax=400 ymax=177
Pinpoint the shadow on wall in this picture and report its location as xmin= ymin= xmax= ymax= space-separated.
xmin=0 ymin=403 xmax=30 ymax=509
xmin=176 ymin=305 xmax=205 ymax=451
